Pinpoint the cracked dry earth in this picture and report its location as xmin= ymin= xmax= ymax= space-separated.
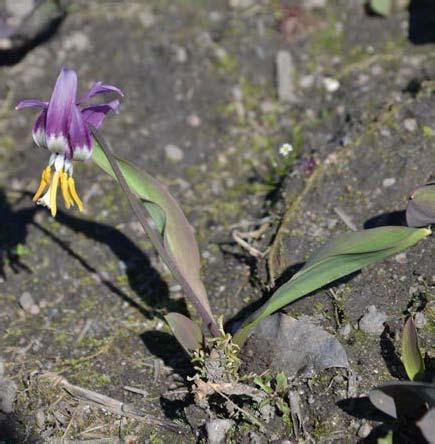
xmin=0 ymin=0 xmax=434 ymax=442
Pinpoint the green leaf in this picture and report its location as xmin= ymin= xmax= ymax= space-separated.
xmin=402 ymin=317 xmax=425 ymax=381
xmin=234 ymin=226 xmax=431 ymax=346
xmin=275 ymin=372 xmax=288 ymax=395
xmin=165 ymin=313 xmax=203 ymax=354
xmin=91 ymin=140 xmax=214 ymax=320
xmin=254 ymin=376 xmax=274 ymax=394
xmin=275 ymin=398 xmax=290 ymax=415
xmin=369 ymin=0 xmax=393 ymax=16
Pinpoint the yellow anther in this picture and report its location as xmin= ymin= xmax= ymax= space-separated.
xmin=59 ymin=171 xmax=72 ymax=209
xmin=67 ymin=176 xmax=84 ymax=212
xmin=32 ymin=166 xmax=52 ymax=202
xmin=49 ymin=171 xmax=60 ymax=217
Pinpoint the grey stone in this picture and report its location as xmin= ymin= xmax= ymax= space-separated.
xmin=62 ymin=31 xmax=91 ymax=52
xmin=138 ymin=7 xmax=156 ymax=28
xmin=357 ymin=422 xmax=372 ymax=438
xmin=186 ymin=114 xmax=201 ymax=127
xmin=414 ymin=312 xmax=426 ymax=329
xmin=304 ymin=0 xmax=327 ymax=9
xmin=0 ymin=379 xmax=17 ymax=413
xmin=358 ymin=305 xmax=388 ymax=335
xmin=229 ymin=0 xmax=255 ymax=8
xmin=164 ymin=144 xmax=184 ymax=162
xmin=338 ymin=323 xmax=352 ymax=338
xmin=244 ymin=314 xmax=348 ymax=376
xmin=173 ymin=45 xmax=188 ymax=63
xmin=382 ymin=177 xmax=396 ymax=188
xmin=19 ymin=292 xmax=40 ymax=315
xmin=206 ymin=419 xmax=234 ymax=444
xmin=403 ymin=118 xmax=417 ymax=132
xmin=276 ymin=50 xmax=296 ymax=103
xmin=6 ymin=0 xmax=33 ymax=18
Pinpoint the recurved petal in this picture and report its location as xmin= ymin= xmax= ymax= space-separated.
xmin=79 ymin=81 xmax=124 ymax=103
xmin=32 ymin=110 xmax=47 ymax=148
xmin=80 ymin=100 xmax=120 ymax=129
xmin=46 ymin=68 xmax=78 ymax=155
xmin=15 ymin=99 xmax=48 ymax=110
xmin=69 ymin=105 xmax=92 ymax=161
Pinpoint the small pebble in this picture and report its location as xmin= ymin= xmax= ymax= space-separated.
xmin=276 ymin=50 xmax=296 ymax=103
xmin=358 ymin=305 xmax=388 ymax=335
xmin=35 ymin=408 xmax=45 ymax=429
xmin=304 ymin=0 xmax=327 ymax=9
xmin=229 ymin=0 xmax=254 ymax=8
xmin=206 ymin=419 xmax=234 ymax=444
xmin=338 ymin=323 xmax=352 ymax=338
xmin=19 ymin=292 xmax=40 ymax=315
xmin=186 ymin=114 xmax=201 ymax=127
xmin=403 ymin=118 xmax=417 ymax=132
xmin=357 ymin=422 xmax=372 ymax=438
xmin=164 ymin=144 xmax=184 ymax=162
xmin=299 ymin=74 xmax=315 ymax=89
xmin=323 ymin=77 xmax=340 ymax=93
xmin=173 ymin=46 xmax=188 ymax=63
xmin=394 ymin=253 xmax=407 ymax=264
xmin=383 ymin=177 xmax=396 ymax=188
xmin=414 ymin=312 xmax=426 ymax=329
xmin=0 ymin=379 xmax=17 ymax=413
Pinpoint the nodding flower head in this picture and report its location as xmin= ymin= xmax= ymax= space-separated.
xmin=16 ymin=67 xmax=123 ymax=216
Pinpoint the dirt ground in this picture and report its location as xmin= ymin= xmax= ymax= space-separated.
xmin=0 ymin=0 xmax=434 ymax=442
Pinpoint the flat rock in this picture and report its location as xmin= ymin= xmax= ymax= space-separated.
xmin=241 ymin=313 xmax=348 ymax=376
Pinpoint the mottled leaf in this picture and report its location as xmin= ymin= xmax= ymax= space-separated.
xmin=369 ymin=381 xmax=435 ymax=419
xmin=418 ymin=408 xmax=435 ymax=443
xmin=406 ymin=182 xmax=435 ymax=227
xmin=91 ymin=140 xmax=214 ymax=321
xmin=165 ymin=313 xmax=203 ymax=354
xmin=234 ymin=226 xmax=431 ymax=346
xmin=402 ymin=317 xmax=425 ymax=381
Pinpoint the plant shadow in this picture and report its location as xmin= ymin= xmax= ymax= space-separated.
xmin=0 ymin=189 xmax=186 ymax=320
xmin=140 ymin=331 xmax=192 ymax=375
xmin=408 ymin=0 xmax=435 ymax=45
xmin=0 ymin=2 xmax=65 ymax=67
xmin=364 ymin=210 xmax=407 ymax=229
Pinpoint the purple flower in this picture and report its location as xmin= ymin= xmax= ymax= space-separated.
xmin=16 ymin=68 xmax=123 ymax=216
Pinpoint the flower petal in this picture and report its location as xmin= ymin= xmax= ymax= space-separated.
xmin=80 ymin=100 xmax=120 ymax=129
xmin=15 ymin=99 xmax=48 ymax=110
xmin=79 ymin=81 xmax=124 ymax=103
xmin=69 ymin=105 xmax=92 ymax=161
xmin=32 ymin=110 xmax=47 ymax=148
xmin=46 ymin=68 xmax=78 ymax=155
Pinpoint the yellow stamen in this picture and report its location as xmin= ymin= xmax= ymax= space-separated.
xmin=59 ymin=171 xmax=72 ymax=209
xmin=67 ymin=176 xmax=84 ymax=212
xmin=32 ymin=166 xmax=52 ymax=202
xmin=49 ymin=171 xmax=60 ymax=217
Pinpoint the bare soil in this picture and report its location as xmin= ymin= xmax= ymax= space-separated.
xmin=0 ymin=1 xmax=434 ymax=442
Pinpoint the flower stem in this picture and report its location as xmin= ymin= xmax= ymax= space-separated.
xmin=90 ymin=127 xmax=220 ymax=337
